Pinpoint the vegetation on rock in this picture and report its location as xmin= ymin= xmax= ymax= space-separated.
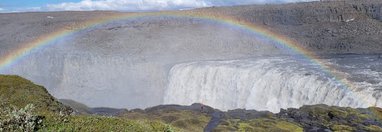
xmin=0 ymin=104 xmax=43 ymax=132
xmin=1 ymin=75 xmax=382 ymax=131
xmin=0 ymin=75 xmax=176 ymax=131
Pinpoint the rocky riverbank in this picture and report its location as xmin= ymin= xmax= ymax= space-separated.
xmin=1 ymin=75 xmax=382 ymax=131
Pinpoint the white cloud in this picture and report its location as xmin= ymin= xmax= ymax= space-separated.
xmin=208 ymin=0 xmax=317 ymax=5
xmin=25 ymin=7 xmax=42 ymax=11
xmin=0 ymin=8 xmax=4 ymax=11
xmin=41 ymin=0 xmax=318 ymax=11
xmin=46 ymin=0 xmax=210 ymax=11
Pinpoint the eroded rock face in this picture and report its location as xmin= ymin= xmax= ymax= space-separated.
xmin=276 ymin=105 xmax=382 ymax=131
xmin=1 ymin=0 xmax=382 ymax=109
xmin=1 ymin=0 xmax=382 ymax=56
xmin=120 ymin=103 xmax=382 ymax=131
xmin=195 ymin=0 xmax=382 ymax=54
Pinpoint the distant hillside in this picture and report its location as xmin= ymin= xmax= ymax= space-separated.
xmin=1 ymin=0 xmax=381 ymax=55
xmin=58 ymin=99 xmax=91 ymax=115
xmin=59 ymin=99 xmax=127 ymax=116
xmin=194 ymin=0 xmax=382 ymax=54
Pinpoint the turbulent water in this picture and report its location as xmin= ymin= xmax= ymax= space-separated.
xmin=3 ymin=50 xmax=382 ymax=112
xmin=164 ymin=56 xmax=382 ymax=112
xmin=0 ymin=17 xmax=280 ymax=109
xmin=1 ymin=17 xmax=382 ymax=112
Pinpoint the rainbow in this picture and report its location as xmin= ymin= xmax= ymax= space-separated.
xmin=0 ymin=11 xmax=357 ymax=97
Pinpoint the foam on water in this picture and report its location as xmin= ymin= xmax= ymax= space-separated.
xmin=164 ymin=57 xmax=380 ymax=112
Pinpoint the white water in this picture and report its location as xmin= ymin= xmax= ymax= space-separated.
xmin=164 ymin=57 xmax=380 ymax=113
xmin=0 ymin=18 xmax=281 ymax=109
xmin=2 ymin=17 xmax=382 ymax=112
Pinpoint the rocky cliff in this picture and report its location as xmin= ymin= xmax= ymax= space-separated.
xmin=1 ymin=0 xmax=382 ymax=123
xmin=194 ymin=0 xmax=382 ymax=54
xmin=1 ymin=0 xmax=382 ymax=111
xmin=1 ymin=0 xmax=382 ymax=55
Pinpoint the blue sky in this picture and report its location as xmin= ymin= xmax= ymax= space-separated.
xmin=0 ymin=0 xmax=78 ymax=11
xmin=0 ymin=0 xmax=316 ymax=12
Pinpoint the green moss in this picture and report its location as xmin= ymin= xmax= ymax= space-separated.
xmin=212 ymin=120 xmax=238 ymax=132
xmin=3 ymin=75 xmax=382 ymax=132
xmin=212 ymin=126 xmax=237 ymax=132
xmin=217 ymin=118 xmax=303 ymax=132
xmin=0 ymin=75 xmax=70 ymax=115
xmin=238 ymin=123 xmax=257 ymax=132
xmin=369 ymin=107 xmax=382 ymax=120
xmin=330 ymin=125 xmax=355 ymax=131
xmin=0 ymin=75 xmax=179 ymax=132
xmin=275 ymin=121 xmax=304 ymax=132
xmin=122 ymin=110 xmax=210 ymax=132
xmin=364 ymin=125 xmax=382 ymax=132
xmin=296 ymin=105 xmax=372 ymax=127
xmin=41 ymin=115 xmax=174 ymax=132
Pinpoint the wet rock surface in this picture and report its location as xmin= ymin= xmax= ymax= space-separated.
xmin=2 ymin=74 xmax=381 ymax=131
xmin=110 ymin=103 xmax=382 ymax=131
xmin=276 ymin=105 xmax=382 ymax=131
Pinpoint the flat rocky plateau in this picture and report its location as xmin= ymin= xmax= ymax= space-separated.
xmin=1 ymin=0 xmax=382 ymax=55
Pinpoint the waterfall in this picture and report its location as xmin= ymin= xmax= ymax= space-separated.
xmin=164 ymin=58 xmax=377 ymax=113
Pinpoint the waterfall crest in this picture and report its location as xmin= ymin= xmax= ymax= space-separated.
xmin=164 ymin=58 xmax=376 ymax=112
